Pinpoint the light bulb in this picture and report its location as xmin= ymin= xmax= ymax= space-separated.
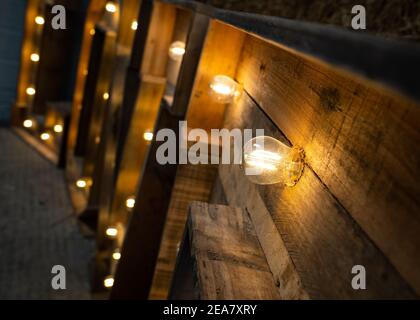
xmin=35 ymin=16 xmax=45 ymax=25
xmin=131 ymin=20 xmax=138 ymax=30
xmin=30 ymin=53 xmax=40 ymax=62
xmin=89 ymin=28 xmax=95 ymax=36
xmin=26 ymin=87 xmax=36 ymax=96
xmin=125 ymin=196 xmax=135 ymax=209
xmin=143 ymin=130 xmax=153 ymax=141
xmin=76 ymin=178 xmax=91 ymax=189
xmin=209 ymin=75 xmax=241 ymax=103
xmin=103 ymin=92 xmax=109 ymax=100
xmin=23 ymin=119 xmax=33 ymax=128
xmin=243 ymin=136 xmax=304 ymax=186
xmin=40 ymin=132 xmax=50 ymax=141
xmin=112 ymin=250 xmax=121 ymax=260
xmin=168 ymin=41 xmax=186 ymax=61
xmin=53 ymin=124 xmax=63 ymax=133
xmin=106 ymin=227 xmax=118 ymax=237
xmin=105 ymin=2 xmax=117 ymax=13
xmin=104 ymin=276 xmax=114 ymax=288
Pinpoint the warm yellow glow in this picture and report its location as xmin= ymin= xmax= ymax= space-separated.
xmin=131 ymin=20 xmax=138 ymax=30
xmin=105 ymin=2 xmax=117 ymax=13
xmin=35 ymin=16 xmax=45 ymax=25
xmin=143 ymin=130 xmax=153 ymax=141
xmin=53 ymin=124 xmax=63 ymax=133
xmin=243 ymin=136 xmax=304 ymax=186
xmin=26 ymin=87 xmax=36 ymax=96
xmin=40 ymin=132 xmax=50 ymax=141
xmin=30 ymin=53 xmax=40 ymax=62
xmin=89 ymin=28 xmax=95 ymax=36
xmin=23 ymin=119 xmax=33 ymax=128
xmin=106 ymin=227 xmax=118 ymax=237
xmin=209 ymin=75 xmax=240 ymax=103
xmin=125 ymin=197 xmax=135 ymax=209
xmin=112 ymin=250 xmax=121 ymax=260
xmin=104 ymin=276 xmax=114 ymax=288
xmin=103 ymin=92 xmax=109 ymax=100
xmin=76 ymin=179 xmax=87 ymax=188
xmin=168 ymin=41 xmax=186 ymax=61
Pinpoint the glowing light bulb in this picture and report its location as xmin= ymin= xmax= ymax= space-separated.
xmin=125 ymin=197 xmax=135 ymax=209
xmin=30 ymin=53 xmax=40 ymax=62
xmin=168 ymin=41 xmax=186 ymax=61
xmin=89 ymin=28 xmax=95 ymax=36
xmin=104 ymin=276 xmax=114 ymax=288
xmin=35 ymin=16 xmax=45 ymax=25
xmin=209 ymin=75 xmax=241 ymax=103
xmin=106 ymin=227 xmax=118 ymax=237
xmin=131 ymin=20 xmax=138 ymax=30
xmin=143 ymin=130 xmax=153 ymax=141
xmin=23 ymin=119 xmax=33 ymax=128
xmin=76 ymin=178 xmax=91 ymax=189
xmin=105 ymin=2 xmax=117 ymax=13
xmin=40 ymin=132 xmax=50 ymax=141
xmin=53 ymin=124 xmax=63 ymax=133
xmin=112 ymin=250 xmax=121 ymax=260
xmin=103 ymin=92 xmax=109 ymax=100
xmin=243 ymin=136 xmax=304 ymax=186
xmin=26 ymin=87 xmax=36 ymax=96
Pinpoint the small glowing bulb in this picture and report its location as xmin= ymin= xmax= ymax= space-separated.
xmin=53 ymin=124 xmax=63 ymax=133
xmin=168 ymin=41 xmax=186 ymax=61
xmin=131 ymin=20 xmax=138 ymax=30
xmin=40 ymin=132 xmax=50 ymax=141
xmin=35 ymin=16 xmax=45 ymax=25
xmin=76 ymin=178 xmax=90 ymax=189
xmin=104 ymin=276 xmax=114 ymax=288
xmin=143 ymin=130 xmax=153 ymax=141
xmin=106 ymin=227 xmax=118 ymax=237
xmin=26 ymin=87 xmax=36 ymax=96
xmin=112 ymin=250 xmax=121 ymax=260
xmin=125 ymin=197 xmax=135 ymax=209
xmin=103 ymin=92 xmax=109 ymax=100
xmin=209 ymin=75 xmax=241 ymax=103
xmin=30 ymin=53 xmax=40 ymax=62
xmin=23 ymin=119 xmax=33 ymax=128
xmin=105 ymin=2 xmax=117 ymax=13
xmin=89 ymin=28 xmax=95 ymax=36
xmin=243 ymin=136 xmax=304 ymax=186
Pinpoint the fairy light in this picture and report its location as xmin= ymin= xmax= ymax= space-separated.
xmin=76 ymin=178 xmax=91 ymax=189
xmin=168 ymin=41 xmax=186 ymax=61
xmin=143 ymin=130 xmax=153 ymax=141
xmin=40 ymin=132 xmax=50 ymax=141
xmin=35 ymin=16 xmax=45 ymax=25
xmin=112 ymin=249 xmax=121 ymax=261
xmin=26 ymin=87 xmax=36 ymax=96
xmin=131 ymin=20 xmax=138 ymax=30
xmin=106 ymin=227 xmax=118 ymax=238
xmin=23 ymin=119 xmax=33 ymax=128
xmin=105 ymin=2 xmax=117 ymax=13
xmin=53 ymin=124 xmax=63 ymax=133
xmin=125 ymin=196 xmax=135 ymax=209
xmin=209 ymin=75 xmax=241 ymax=103
xmin=89 ymin=28 xmax=95 ymax=36
xmin=30 ymin=53 xmax=40 ymax=62
xmin=104 ymin=276 xmax=114 ymax=288
xmin=103 ymin=92 xmax=109 ymax=100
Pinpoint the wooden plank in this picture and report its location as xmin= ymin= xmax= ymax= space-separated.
xmin=217 ymin=91 xmax=416 ymax=299
xmin=182 ymin=202 xmax=280 ymax=300
xmin=235 ymin=34 xmax=420 ymax=295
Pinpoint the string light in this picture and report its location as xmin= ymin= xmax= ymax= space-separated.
xmin=143 ymin=130 xmax=153 ymax=141
xmin=76 ymin=178 xmax=91 ymax=189
xmin=106 ymin=227 xmax=118 ymax=238
xmin=103 ymin=276 xmax=114 ymax=288
xmin=125 ymin=196 xmax=135 ymax=209
xmin=103 ymin=92 xmax=109 ymax=100
xmin=112 ymin=249 xmax=121 ymax=261
xmin=40 ymin=132 xmax=50 ymax=141
xmin=105 ymin=2 xmax=117 ymax=13
xmin=209 ymin=75 xmax=241 ymax=103
xmin=168 ymin=41 xmax=186 ymax=61
xmin=131 ymin=20 xmax=138 ymax=30
xmin=35 ymin=16 xmax=45 ymax=25
xmin=243 ymin=136 xmax=304 ymax=186
xmin=26 ymin=87 xmax=36 ymax=96
xmin=53 ymin=124 xmax=63 ymax=133
xmin=30 ymin=53 xmax=40 ymax=62
xmin=89 ymin=28 xmax=95 ymax=36
xmin=23 ymin=119 xmax=33 ymax=128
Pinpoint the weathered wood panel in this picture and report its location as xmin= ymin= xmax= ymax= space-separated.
xmin=177 ymin=201 xmax=281 ymax=300
xmin=235 ymin=34 xmax=420 ymax=295
xmin=216 ymin=91 xmax=416 ymax=299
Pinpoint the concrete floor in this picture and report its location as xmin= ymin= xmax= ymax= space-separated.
xmin=0 ymin=128 xmax=94 ymax=299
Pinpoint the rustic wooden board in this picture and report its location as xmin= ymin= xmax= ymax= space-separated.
xmin=216 ymin=91 xmax=416 ymax=299
xmin=182 ymin=202 xmax=281 ymax=300
xmin=235 ymin=34 xmax=420 ymax=295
